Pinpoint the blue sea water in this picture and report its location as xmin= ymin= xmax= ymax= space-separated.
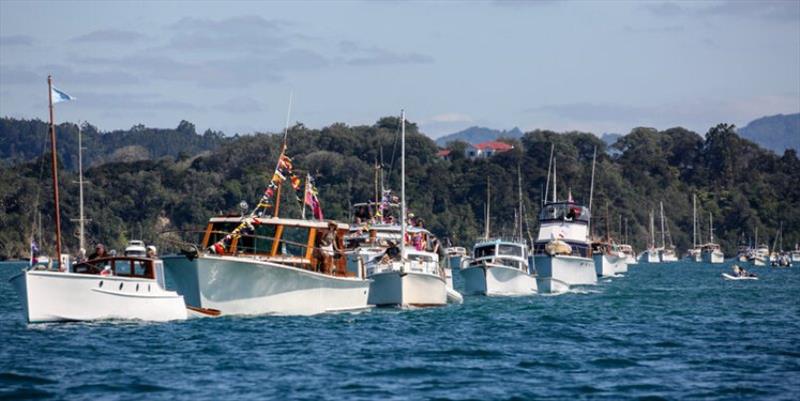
xmin=1 ymin=260 xmax=799 ymax=401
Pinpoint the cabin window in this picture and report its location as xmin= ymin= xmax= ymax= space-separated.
xmin=235 ymin=224 xmax=276 ymax=254
xmin=133 ymin=261 xmax=148 ymax=276
xmin=115 ymin=260 xmax=132 ymax=276
xmin=475 ymin=246 xmax=495 ymax=258
xmin=277 ymin=226 xmax=310 ymax=257
xmin=498 ymin=244 xmax=523 ymax=257
xmin=207 ymin=222 xmax=239 ymax=248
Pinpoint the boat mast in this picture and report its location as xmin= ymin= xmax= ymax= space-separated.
xmin=47 ymin=75 xmax=64 ymax=264
xmin=270 ymin=92 xmax=293 ymax=218
xmin=588 ymin=146 xmax=596 ymax=235
xmin=660 ymin=201 xmax=666 ymax=248
xmin=484 ymin=178 xmax=491 ymax=240
xmin=400 ymin=110 xmax=407 ymax=261
xmin=552 ymin=159 xmax=557 ymax=203
xmin=649 ymin=210 xmax=655 ymax=249
xmin=517 ymin=163 xmax=523 ymax=241
xmin=709 ymin=212 xmax=714 ymax=244
xmin=72 ymin=123 xmax=88 ymax=252
xmin=693 ymin=194 xmax=697 ymax=248
xmin=543 ymin=143 xmax=554 ymax=206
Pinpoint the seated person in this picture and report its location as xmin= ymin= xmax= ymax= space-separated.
xmin=88 ymin=243 xmax=108 ymax=260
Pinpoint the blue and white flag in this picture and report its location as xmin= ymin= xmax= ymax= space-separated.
xmin=51 ymin=87 xmax=75 ymax=103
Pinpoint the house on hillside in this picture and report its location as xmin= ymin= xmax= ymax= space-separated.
xmin=465 ymin=141 xmax=514 ymax=159
xmin=435 ymin=149 xmax=452 ymax=161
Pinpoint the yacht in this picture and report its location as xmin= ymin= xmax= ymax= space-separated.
xmin=657 ymin=202 xmax=678 ymax=263
xmin=687 ymin=194 xmax=702 ymax=262
xmin=700 ymin=213 xmax=724 ymax=264
xmin=462 ymin=239 xmax=536 ymax=296
xmin=637 ymin=211 xmax=660 ymax=263
xmin=532 ymin=155 xmax=596 ymax=294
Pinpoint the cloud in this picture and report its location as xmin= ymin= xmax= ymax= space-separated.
xmin=339 ymin=40 xmax=434 ymax=66
xmin=217 ymin=96 xmax=264 ymax=113
xmin=163 ymin=16 xmax=299 ymax=54
xmin=70 ymin=29 xmax=148 ymax=43
xmin=491 ymin=0 xmax=563 ymax=7
xmin=0 ymin=35 xmax=35 ymax=46
xmin=427 ymin=112 xmax=474 ymax=123
xmin=644 ymin=1 xmax=800 ymax=22
xmin=41 ymin=64 xmax=141 ymax=85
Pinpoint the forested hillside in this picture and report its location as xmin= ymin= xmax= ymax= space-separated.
xmin=0 ymin=118 xmax=228 ymax=170
xmin=1 ymin=117 xmax=798 ymax=260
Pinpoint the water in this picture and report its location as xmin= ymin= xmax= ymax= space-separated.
xmin=1 ymin=261 xmax=799 ymax=400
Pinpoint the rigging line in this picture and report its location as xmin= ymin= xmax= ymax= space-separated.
xmin=30 ymin=121 xmax=54 ymax=242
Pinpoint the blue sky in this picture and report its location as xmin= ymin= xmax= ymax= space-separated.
xmin=1 ymin=0 xmax=798 ymax=138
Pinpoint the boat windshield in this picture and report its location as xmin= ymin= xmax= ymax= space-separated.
xmin=474 ymin=245 xmax=495 ymax=258
xmin=539 ymin=203 xmax=590 ymax=223
xmin=497 ymin=244 xmax=523 ymax=257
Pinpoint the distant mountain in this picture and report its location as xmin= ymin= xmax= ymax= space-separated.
xmin=601 ymin=133 xmax=622 ymax=146
xmin=738 ymin=113 xmax=799 ymax=153
xmin=435 ymin=126 xmax=523 ymax=146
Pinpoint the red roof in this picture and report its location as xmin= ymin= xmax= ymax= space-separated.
xmin=474 ymin=141 xmax=513 ymax=151
xmin=436 ymin=149 xmax=452 ymax=157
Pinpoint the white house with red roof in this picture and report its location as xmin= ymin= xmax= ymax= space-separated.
xmin=465 ymin=140 xmax=514 ymax=159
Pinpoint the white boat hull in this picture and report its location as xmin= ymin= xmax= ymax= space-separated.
xmin=659 ymin=251 xmax=678 ymax=263
xmin=534 ymin=255 xmax=596 ymax=294
xmin=624 ymin=254 xmax=637 ymax=265
xmin=637 ymin=250 xmax=660 ymax=263
xmin=9 ymin=270 xmax=187 ymax=323
xmin=368 ymin=270 xmax=446 ymax=307
xmin=460 ymin=264 xmax=537 ymax=296
xmin=702 ymin=250 xmax=725 ymax=264
xmin=722 ymin=273 xmax=757 ymax=281
xmin=593 ymin=253 xmax=626 ymax=277
xmin=163 ymin=255 xmax=370 ymax=316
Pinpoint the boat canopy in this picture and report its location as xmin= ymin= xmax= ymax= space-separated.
xmin=538 ymin=202 xmax=590 ymax=223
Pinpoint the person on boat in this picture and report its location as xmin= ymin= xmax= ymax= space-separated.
xmin=88 ymin=244 xmax=107 ymax=260
xmin=76 ymin=248 xmax=87 ymax=263
xmin=146 ymin=246 xmax=157 ymax=259
xmin=355 ymin=205 xmax=371 ymax=223
xmin=380 ymin=240 xmax=401 ymax=263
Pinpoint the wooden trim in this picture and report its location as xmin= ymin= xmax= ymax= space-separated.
xmin=305 ymin=228 xmax=317 ymax=261
xmin=201 ymin=223 xmax=213 ymax=248
xmin=271 ymin=225 xmax=285 ymax=256
xmin=230 ymin=235 xmax=239 ymax=255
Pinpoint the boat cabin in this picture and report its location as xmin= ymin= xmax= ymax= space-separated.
xmin=538 ymin=202 xmax=590 ymax=224
xmin=345 ymin=224 xmax=436 ymax=253
xmin=471 ymin=240 xmax=529 ymax=271
xmin=202 ymin=216 xmax=355 ymax=277
xmin=72 ymin=256 xmax=158 ymax=280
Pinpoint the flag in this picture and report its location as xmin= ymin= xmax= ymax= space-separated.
xmin=51 ymin=87 xmax=75 ymax=103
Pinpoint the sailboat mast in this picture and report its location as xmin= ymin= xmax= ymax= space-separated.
xmin=543 ymin=143 xmax=554 ymax=206
xmin=400 ymin=110 xmax=407 ymax=261
xmin=709 ymin=212 xmax=714 ymax=244
xmin=47 ymin=75 xmax=64 ymax=264
xmin=660 ymin=201 xmax=666 ymax=248
xmin=484 ymin=178 xmax=490 ymax=240
xmin=517 ymin=164 xmax=523 ymax=241
xmin=650 ymin=210 xmax=655 ymax=248
xmin=552 ymin=159 xmax=557 ymax=203
xmin=588 ymin=146 xmax=596 ymax=235
xmin=693 ymin=194 xmax=697 ymax=248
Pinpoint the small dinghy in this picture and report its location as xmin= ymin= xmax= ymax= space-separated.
xmin=722 ymin=273 xmax=758 ymax=281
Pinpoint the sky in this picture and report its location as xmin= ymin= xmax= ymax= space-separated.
xmin=1 ymin=0 xmax=798 ymax=138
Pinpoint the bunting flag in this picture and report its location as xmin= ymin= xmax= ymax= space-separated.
xmin=304 ymin=174 xmax=323 ymax=220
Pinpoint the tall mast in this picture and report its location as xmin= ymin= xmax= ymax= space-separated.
xmin=660 ymin=201 xmax=666 ymax=248
xmin=543 ymin=143 xmax=554 ymax=206
xmin=270 ymin=92 xmax=293 ymax=218
xmin=552 ymin=159 xmax=557 ymax=203
xmin=517 ymin=164 xmax=523 ymax=241
xmin=604 ymin=201 xmax=610 ymax=242
xmin=709 ymin=212 xmax=714 ymax=244
xmin=400 ymin=110 xmax=407 ymax=261
xmin=75 ymin=123 xmax=88 ymax=251
xmin=693 ymin=194 xmax=697 ymax=247
xmin=484 ymin=178 xmax=491 ymax=240
xmin=588 ymin=146 xmax=596 ymax=235
xmin=624 ymin=217 xmax=629 ymax=244
xmin=47 ymin=75 xmax=64 ymax=265
xmin=649 ymin=210 xmax=655 ymax=248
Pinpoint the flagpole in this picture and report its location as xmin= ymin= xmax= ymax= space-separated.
xmin=302 ymin=174 xmax=310 ymax=220
xmin=46 ymin=76 xmax=64 ymax=268
xmin=270 ymin=92 xmax=293 ymax=219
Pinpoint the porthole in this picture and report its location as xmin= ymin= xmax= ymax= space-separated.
xmin=119 ymin=283 xmax=124 ymax=290
xmin=148 ymin=284 xmax=151 ymax=292
xmin=136 ymin=284 xmax=140 ymax=292
xmin=99 ymin=281 xmax=103 ymax=288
